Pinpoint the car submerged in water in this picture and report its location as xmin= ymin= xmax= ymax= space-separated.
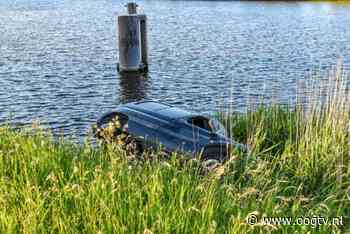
xmin=95 ymin=101 xmax=244 ymax=162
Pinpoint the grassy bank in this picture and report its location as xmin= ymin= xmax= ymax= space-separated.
xmin=0 ymin=69 xmax=349 ymax=233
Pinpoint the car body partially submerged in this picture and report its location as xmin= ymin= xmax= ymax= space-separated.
xmin=96 ymin=101 xmax=242 ymax=161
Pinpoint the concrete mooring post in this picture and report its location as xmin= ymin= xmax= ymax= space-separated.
xmin=117 ymin=3 xmax=148 ymax=73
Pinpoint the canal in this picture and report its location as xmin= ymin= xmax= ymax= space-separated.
xmin=0 ymin=0 xmax=349 ymax=136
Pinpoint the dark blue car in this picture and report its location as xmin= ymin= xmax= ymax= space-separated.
xmin=96 ymin=101 xmax=241 ymax=161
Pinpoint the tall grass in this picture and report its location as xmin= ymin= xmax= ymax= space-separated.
xmin=0 ymin=66 xmax=349 ymax=233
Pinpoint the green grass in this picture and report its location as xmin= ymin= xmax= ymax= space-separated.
xmin=0 ymin=69 xmax=349 ymax=233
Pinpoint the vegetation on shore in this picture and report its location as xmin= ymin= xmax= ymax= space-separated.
xmin=0 ymin=67 xmax=349 ymax=233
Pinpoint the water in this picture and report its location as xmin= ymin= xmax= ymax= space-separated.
xmin=1 ymin=0 xmax=350 ymax=137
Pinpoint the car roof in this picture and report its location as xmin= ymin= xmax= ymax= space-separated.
xmin=123 ymin=101 xmax=195 ymax=120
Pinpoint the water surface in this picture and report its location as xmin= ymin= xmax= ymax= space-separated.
xmin=1 ymin=0 xmax=349 ymax=136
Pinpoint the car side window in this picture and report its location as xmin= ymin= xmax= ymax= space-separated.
xmin=188 ymin=116 xmax=212 ymax=132
xmin=209 ymin=118 xmax=227 ymax=136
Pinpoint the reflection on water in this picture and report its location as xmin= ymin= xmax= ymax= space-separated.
xmin=118 ymin=72 xmax=150 ymax=104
